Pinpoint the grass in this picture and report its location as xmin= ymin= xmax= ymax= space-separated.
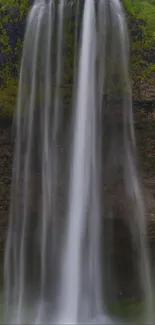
xmin=123 ymin=0 xmax=155 ymax=33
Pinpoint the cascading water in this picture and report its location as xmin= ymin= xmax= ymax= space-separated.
xmin=2 ymin=0 xmax=154 ymax=324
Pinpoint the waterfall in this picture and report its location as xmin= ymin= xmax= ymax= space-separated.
xmin=2 ymin=0 xmax=154 ymax=324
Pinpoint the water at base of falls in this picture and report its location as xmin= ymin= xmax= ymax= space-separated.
xmin=2 ymin=0 xmax=154 ymax=324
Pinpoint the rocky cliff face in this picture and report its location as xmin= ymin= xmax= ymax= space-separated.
xmin=0 ymin=120 xmax=12 ymax=252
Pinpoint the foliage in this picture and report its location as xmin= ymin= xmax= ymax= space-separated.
xmin=1 ymin=0 xmax=155 ymax=116
xmin=0 ymin=0 xmax=30 ymax=115
xmin=123 ymin=0 xmax=155 ymax=96
xmin=0 ymin=77 xmax=18 ymax=116
xmin=123 ymin=0 xmax=155 ymax=33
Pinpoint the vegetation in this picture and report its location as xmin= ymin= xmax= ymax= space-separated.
xmin=0 ymin=0 xmax=155 ymax=115
xmin=123 ymin=0 xmax=155 ymax=32
xmin=0 ymin=0 xmax=30 ymax=116
xmin=109 ymin=296 xmax=144 ymax=322
xmin=122 ymin=0 xmax=155 ymax=98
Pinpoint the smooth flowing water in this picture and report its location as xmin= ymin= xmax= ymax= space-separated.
xmin=2 ymin=0 xmax=154 ymax=324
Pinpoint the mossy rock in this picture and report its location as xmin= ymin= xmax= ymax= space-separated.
xmin=0 ymin=77 xmax=18 ymax=118
xmin=123 ymin=0 xmax=155 ymax=101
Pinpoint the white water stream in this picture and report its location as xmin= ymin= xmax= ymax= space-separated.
xmin=2 ymin=0 xmax=154 ymax=324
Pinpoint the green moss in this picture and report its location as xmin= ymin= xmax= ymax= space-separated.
xmin=142 ymin=64 xmax=155 ymax=81
xmin=0 ymin=1 xmax=30 ymax=117
xmin=123 ymin=0 xmax=155 ymax=32
xmin=122 ymin=0 xmax=155 ymax=94
xmin=0 ymin=77 xmax=18 ymax=117
xmin=109 ymin=297 xmax=144 ymax=322
xmin=0 ymin=0 xmax=155 ymax=116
